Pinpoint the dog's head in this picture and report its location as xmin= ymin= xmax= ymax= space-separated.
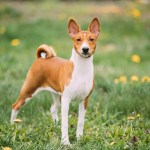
xmin=68 ymin=18 xmax=100 ymax=58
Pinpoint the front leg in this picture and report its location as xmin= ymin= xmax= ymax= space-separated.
xmin=61 ymin=96 xmax=71 ymax=145
xmin=76 ymin=100 xmax=87 ymax=139
xmin=76 ymin=83 xmax=93 ymax=139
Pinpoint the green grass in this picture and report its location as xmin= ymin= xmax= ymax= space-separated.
xmin=0 ymin=1 xmax=150 ymax=149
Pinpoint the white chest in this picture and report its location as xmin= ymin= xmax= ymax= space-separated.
xmin=63 ymin=49 xmax=94 ymax=100
xmin=69 ymin=69 xmax=93 ymax=100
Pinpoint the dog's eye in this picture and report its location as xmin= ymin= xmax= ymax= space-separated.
xmin=89 ymin=38 xmax=94 ymax=42
xmin=76 ymin=38 xmax=81 ymax=42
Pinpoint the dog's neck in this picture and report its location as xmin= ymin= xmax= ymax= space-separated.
xmin=70 ymin=48 xmax=93 ymax=74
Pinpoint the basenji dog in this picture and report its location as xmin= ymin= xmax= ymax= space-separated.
xmin=10 ymin=18 xmax=100 ymax=145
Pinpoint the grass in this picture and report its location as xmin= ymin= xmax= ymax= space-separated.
xmin=0 ymin=1 xmax=150 ymax=149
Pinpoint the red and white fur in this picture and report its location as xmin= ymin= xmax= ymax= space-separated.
xmin=10 ymin=18 xmax=100 ymax=145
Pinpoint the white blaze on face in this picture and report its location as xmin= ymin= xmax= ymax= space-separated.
xmin=81 ymin=41 xmax=89 ymax=53
xmin=80 ymin=32 xmax=90 ymax=53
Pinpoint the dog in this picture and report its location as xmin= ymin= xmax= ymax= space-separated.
xmin=10 ymin=18 xmax=100 ymax=145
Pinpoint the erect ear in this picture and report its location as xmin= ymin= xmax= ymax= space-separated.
xmin=68 ymin=19 xmax=81 ymax=38
xmin=88 ymin=18 xmax=100 ymax=37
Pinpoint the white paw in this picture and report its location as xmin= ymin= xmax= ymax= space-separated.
xmin=51 ymin=113 xmax=59 ymax=123
xmin=61 ymin=139 xmax=71 ymax=145
xmin=76 ymin=132 xmax=83 ymax=139
xmin=76 ymin=135 xmax=83 ymax=141
xmin=50 ymin=106 xmax=59 ymax=123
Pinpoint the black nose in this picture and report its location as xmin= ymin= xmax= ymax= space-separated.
xmin=82 ymin=47 xmax=89 ymax=53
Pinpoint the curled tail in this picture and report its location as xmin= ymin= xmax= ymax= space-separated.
xmin=36 ymin=44 xmax=56 ymax=59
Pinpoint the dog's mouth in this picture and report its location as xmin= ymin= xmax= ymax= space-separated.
xmin=80 ymin=53 xmax=91 ymax=58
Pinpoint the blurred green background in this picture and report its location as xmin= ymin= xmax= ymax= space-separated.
xmin=0 ymin=0 xmax=150 ymax=149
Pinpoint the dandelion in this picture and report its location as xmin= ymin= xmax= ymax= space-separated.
xmin=110 ymin=141 xmax=115 ymax=145
xmin=11 ymin=39 xmax=20 ymax=46
xmin=13 ymin=118 xmax=22 ymax=123
xmin=137 ymin=114 xmax=141 ymax=118
xmin=0 ymin=26 xmax=6 ymax=34
xmin=114 ymin=78 xmax=119 ymax=84
xmin=141 ymin=76 xmax=150 ymax=82
xmin=3 ymin=147 xmax=12 ymax=150
xmin=131 ymin=75 xmax=139 ymax=82
xmin=131 ymin=54 xmax=141 ymax=63
xmin=132 ymin=9 xmax=141 ymax=18
xmin=127 ymin=116 xmax=135 ymax=120
xmin=119 ymin=76 xmax=127 ymax=84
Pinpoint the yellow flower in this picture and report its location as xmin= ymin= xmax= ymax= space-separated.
xmin=137 ymin=114 xmax=141 ymax=118
xmin=141 ymin=76 xmax=150 ymax=82
xmin=3 ymin=147 xmax=12 ymax=150
xmin=13 ymin=118 xmax=22 ymax=123
xmin=11 ymin=39 xmax=20 ymax=46
xmin=131 ymin=54 xmax=141 ymax=63
xmin=0 ymin=26 xmax=6 ymax=34
xmin=114 ymin=79 xmax=119 ymax=84
xmin=127 ymin=116 xmax=135 ymax=120
xmin=132 ymin=9 xmax=141 ymax=18
xmin=119 ymin=76 xmax=127 ymax=84
xmin=131 ymin=75 xmax=139 ymax=82
xmin=110 ymin=141 xmax=115 ymax=145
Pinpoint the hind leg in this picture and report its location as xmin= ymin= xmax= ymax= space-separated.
xmin=10 ymin=97 xmax=32 ymax=124
xmin=50 ymin=93 xmax=60 ymax=123
xmin=10 ymin=75 xmax=39 ymax=124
